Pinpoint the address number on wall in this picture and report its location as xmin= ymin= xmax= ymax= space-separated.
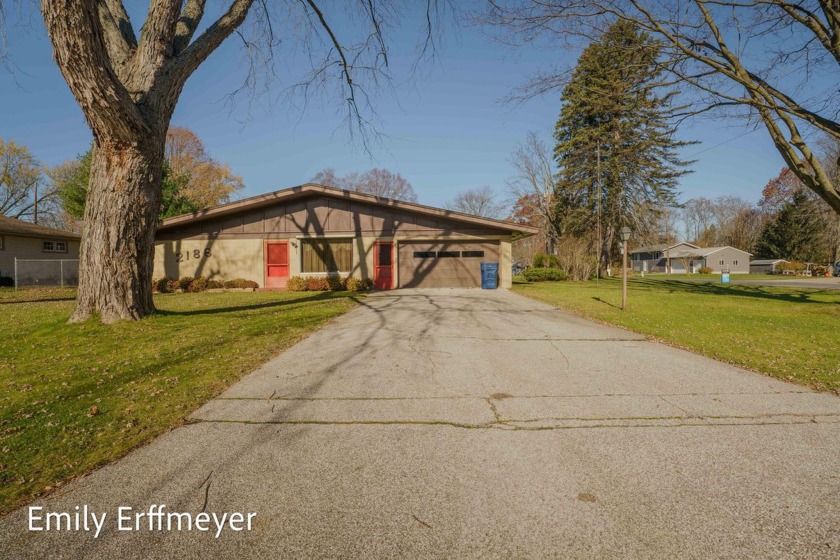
xmin=175 ymin=248 xmax=212 ymax=262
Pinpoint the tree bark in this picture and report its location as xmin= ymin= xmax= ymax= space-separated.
xmin=69 ymin=139 xmax=164 ymax=323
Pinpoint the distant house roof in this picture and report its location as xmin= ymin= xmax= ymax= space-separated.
xmin=0 ymin=216 xmax=81 ymax=240
xmin=630 ymin=242 xmax=699 ymax=254
xmin=671 ymin=245 xmax=753 ymax=258
xmin=158 ymin=183 xmax=539 ymax=236
xmin=750 ymin=259 xmax=789 ymax=265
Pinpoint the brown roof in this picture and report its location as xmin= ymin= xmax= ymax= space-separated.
xmin=0 ymin=216 xmax=81 ymax=240
xmin=157 ymin=183 xmax=539 ymax=236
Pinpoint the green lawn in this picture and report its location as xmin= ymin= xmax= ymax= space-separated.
xmin=513 ymin=277 xmax=840 ymax=392
xmin=0 ymin=288 xmax=358 ymax=515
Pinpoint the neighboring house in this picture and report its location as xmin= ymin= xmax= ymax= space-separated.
xmin=630 ymin=241 xmax=751 ymax=274
xmin=0 ymin=216 xmax=81 ymax=280
xmin=154 ymin=183 xmax=538 ymax=289
xmin=749 ymin=259 xmax=789 ymax=274
xmin=630 ymin=242 xmax=700 ymax=273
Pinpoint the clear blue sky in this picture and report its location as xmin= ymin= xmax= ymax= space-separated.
xmin=1 ymin=4 xmax=786 ymax=212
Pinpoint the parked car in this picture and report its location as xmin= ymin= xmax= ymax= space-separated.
xmin=834 ymin=262 xmax=840 ymax=277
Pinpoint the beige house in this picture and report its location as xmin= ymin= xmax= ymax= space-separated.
xmin=154 ymin=183 xmax=537 ymax=289
xmin=0 ymin=216 xmax=81 ymax=282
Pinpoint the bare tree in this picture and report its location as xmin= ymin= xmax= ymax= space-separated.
xmin=507 ymin=132 xmax=561 ymax=251
xmin=311 ymin=167 xmax=419 ymax=202
xmin=486 ymin=0 xmax=840 ymax=215
xmin=0 ymin=138 xmax=57 ymax=222
xmin=446 ymin=185 xmax=507 ymax=219
xmin=31 ymin=0 xmax=441 ymax=323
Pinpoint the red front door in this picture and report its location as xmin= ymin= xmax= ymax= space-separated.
xmin=374 ymin=242 xmax=393 ymax=290
xmin=265 ymin=241 xmax=290 ymax=289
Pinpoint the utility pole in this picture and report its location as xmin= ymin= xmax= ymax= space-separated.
xmin=664 ymin=206 xmax=669 ymax=274
xmin=596 ymin=140 xmax=601 ymax=281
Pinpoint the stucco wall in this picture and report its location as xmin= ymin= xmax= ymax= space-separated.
xmin=153 ymin=238 xmax=264 ymax=284
xmin=0 ymin=234 xmax=80 ymax=278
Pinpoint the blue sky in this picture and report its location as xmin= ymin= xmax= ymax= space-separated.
xmin=1 ymin=4 xmax=786 ymax=212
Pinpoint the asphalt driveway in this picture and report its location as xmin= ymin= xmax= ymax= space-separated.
xmin=3 ymin=289 xmax=840 ymax=559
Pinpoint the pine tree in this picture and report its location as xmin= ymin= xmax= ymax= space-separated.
xmin=756 ymin=191 xmax=828 ymax=262
xmin=553 ymin=20 xmax=693 ymax=270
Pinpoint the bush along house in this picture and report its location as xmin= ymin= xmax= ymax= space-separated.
xmin=153 ymin=183 xmax=537 ymax=290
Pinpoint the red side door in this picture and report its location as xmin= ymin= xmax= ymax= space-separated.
xmin=265 ymin=241 xmax=290 ymax=289
xmin=374 ymin=242 xmax=393 ymax=290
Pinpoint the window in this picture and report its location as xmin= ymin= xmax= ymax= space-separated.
xmin=413 ymin=251 xmax=436 ymax=259
xmin=0 ymin=235 xmax=4 ymax=250
xmin=302 ymin=239 xmax=352 ymax=273
xmin=461 ymin=251 xmax=485 ymax=258
xmin=733 ymin=259 xmax=738 ymax=265
xmin=719 ymin=259 xmax=725 ymax=266
xmin=43 ymin=240 xmax=67 ymax=253
xmin=437 ymin=251 xmax=460 ymax=258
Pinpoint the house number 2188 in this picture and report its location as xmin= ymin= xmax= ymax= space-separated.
xmin=175 ymin=248 xmax=212 ymax=262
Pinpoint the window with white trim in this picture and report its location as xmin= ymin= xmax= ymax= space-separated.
xmin=43 ymin=240 xmax=68 ymax=253
xmin=733 ymin=259 xmax=738 ymax=265
xmin=719 ymin=259 xmax=725 ymax=266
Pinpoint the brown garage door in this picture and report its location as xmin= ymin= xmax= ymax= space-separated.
xmin=398 ymin=241 xmax=500 ymax=288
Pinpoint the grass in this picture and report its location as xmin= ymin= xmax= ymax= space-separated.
xmin=0 ymin=288 xmax=358 ymax=515
xmin=513 ymin=277 xmax=840 ymax=392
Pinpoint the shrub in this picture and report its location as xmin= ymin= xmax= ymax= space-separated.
xmin=698 ymin=267 xmax=713 ymax=274
xmin=286 ymin=276 xmax=308 ymax=292
xmin=524 ymin=268 xmax=568 ymax=282
xmin=532 ymin=253 xmax=560 ymax=268
xmin=777 ymin=260 xmax=807 ymax=272
xmin=345 ymin=277 xmax=374 ymax=292
xmin=327 ymin=275 xmax=346 ymax=291
xmin=0 ymin=276 xmax=13 ymax=287
xmin=812 ymin=265 xmax=829 ymax=277
xmin=554 ymin=237 xmax=598 ymax=281
xmin=154 ymin=277 xmax=175 ymax=293
xmin=206 ymin=280 xmax=224 ymax=289
xmin=175 ymin=276 xmax=194 ymax=291
xmin=188 ymin=276 xmax=208 ymax=292
xmin=305 ymin=277 xmax=331 ymax=291
xmin=223 ymin=278 xmax=259 ymax=289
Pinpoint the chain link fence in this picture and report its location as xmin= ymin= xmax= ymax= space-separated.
xmin=14 ymin=259 xmax=80 ymax=288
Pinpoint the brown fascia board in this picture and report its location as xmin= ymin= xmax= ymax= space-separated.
xmin=157 ymin=183 xmax=539 ymax=236
xmin=0 ymin=220 xmax=81 ymax=240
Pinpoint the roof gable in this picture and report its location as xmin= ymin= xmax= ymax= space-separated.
xmin=157 ymin=183 xmax=538 ymax=236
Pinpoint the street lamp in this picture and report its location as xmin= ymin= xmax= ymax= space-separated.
xmin=619 ymin=226 xmax=632 ymax=311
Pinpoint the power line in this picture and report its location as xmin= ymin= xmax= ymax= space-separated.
xmin=685 ymin=128 xmax=759 ymax=158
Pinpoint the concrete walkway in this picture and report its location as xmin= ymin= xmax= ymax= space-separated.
xmin=3 ymin=289 xmax=840 ymax=559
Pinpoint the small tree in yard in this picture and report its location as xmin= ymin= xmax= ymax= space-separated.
xmin=33 ymin=1 xmax=440 ymax=323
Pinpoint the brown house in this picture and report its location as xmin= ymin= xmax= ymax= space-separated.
xmin=0 ymin=216 xmax=81 ymax=281
xmin=154 ymin=183 xmax=537 ymax=289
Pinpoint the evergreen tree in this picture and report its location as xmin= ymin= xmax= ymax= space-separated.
xmin=553 ymin=20 xmax=693 ymax=270
xmin=756 ymin=191 xmax=828 ymax=262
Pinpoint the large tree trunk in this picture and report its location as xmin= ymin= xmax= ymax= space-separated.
xmin=69 ymin=140 xmax=164 ymax=324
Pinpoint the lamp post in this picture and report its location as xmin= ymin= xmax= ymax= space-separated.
xmin=619 ymin=226 xmax=632 ymax=311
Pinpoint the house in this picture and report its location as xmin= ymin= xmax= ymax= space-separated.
xmin=0 ymin=216 xmax=81 ymax=281
xmin=630 ymin=242 xmax=700 ymax=273
xmin=153 ymin=183 xmax=538 ymax=289
xmin=749 ymin=259 xmax=789 ymax=274
xmin=630 ymin=242 xmax=751 ymax=274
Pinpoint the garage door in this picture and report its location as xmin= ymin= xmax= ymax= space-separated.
xmin=398 ymin=241 xmax=500 ymax=288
